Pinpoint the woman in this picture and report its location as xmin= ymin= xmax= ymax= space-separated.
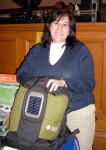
xmin=16 ymin=9 xmax=96 ymax=150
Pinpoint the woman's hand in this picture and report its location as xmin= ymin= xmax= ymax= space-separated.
xmin=46 ymin=79 xmax=67 ymax=92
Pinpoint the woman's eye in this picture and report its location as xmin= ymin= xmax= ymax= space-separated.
xmin=53 ymin=21 xmax=69 ymax=27
xmin=63 ymin=23 xmax=69 ymax=26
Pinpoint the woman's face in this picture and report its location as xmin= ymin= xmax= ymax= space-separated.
xmin=49 ymin=15 xmax=70 ymax=43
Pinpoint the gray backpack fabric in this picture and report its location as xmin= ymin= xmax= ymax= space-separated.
xmin=5 ymin=77 xmax=72 ymax=150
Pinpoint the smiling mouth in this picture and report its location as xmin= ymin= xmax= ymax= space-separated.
xmin=56 ymin=33 xmax=62 ymax=35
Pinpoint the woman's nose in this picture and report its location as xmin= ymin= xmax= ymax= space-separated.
xmin=58 ymin=24 xmax=62 ymax=30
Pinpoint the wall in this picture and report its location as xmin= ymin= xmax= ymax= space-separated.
xmin=0 ymin=0 xmax=106 ymax=9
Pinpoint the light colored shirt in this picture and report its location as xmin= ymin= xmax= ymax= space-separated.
xmin=3 ymin=146 xmax=18 ymax=150
xmin=49 ymin=42 xmax=65 ymax=65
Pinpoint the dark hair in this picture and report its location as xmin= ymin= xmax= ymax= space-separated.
xmin=42 ymin=9 xmax=76 ymax=49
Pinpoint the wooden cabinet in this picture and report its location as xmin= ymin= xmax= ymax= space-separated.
xmin=0 ymin=23 xmax=44 ymax=74
xmin=76 ymin=23 xmax=106 ymax=149
xmin=0 ymin=23 xmax=106 ymax=149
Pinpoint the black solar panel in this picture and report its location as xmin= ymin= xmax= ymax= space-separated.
xmin=25 ymin=91 xmax=44 ymax=119
xmin=26 ymin=96 xmax=42 ymax=116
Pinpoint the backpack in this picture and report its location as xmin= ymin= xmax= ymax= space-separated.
xmin=0 ymin=77 xmax=79 ymax=150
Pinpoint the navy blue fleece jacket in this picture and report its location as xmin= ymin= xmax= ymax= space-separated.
xmin=16 ymin=42 xmax=96 ymax=111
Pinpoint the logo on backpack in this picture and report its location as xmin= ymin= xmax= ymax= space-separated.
xmin=46 ymin=124 xmax=58 ymax=132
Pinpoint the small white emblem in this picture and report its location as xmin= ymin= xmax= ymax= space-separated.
xmin=46 ymin=125 xmax=51 ymax=130
xmin=46 ymin=125 xmax=57 ymax=132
